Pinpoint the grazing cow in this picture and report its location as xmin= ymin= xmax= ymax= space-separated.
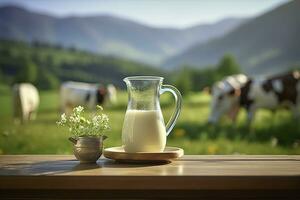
xmin=208 ymin=71 xmax=300 ymax=124
xmin=106 ymin=84 xmax=117 ymax=105
xmin=208 ymin=74 xmax=249 ymax=123
xmin=60 ymin=81 xmax=107 ymax=113
xmin=12 ymin=83 xmax=40 ymax=123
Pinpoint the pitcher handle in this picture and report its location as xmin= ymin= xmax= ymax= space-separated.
xmin=160 ymin=85 xmax=182 ymax=136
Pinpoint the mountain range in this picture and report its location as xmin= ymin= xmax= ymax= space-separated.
xmin=0 ymin=5 xmax=246 ymax=65
xmin=163 ymin=0 xmax=300 ymax=75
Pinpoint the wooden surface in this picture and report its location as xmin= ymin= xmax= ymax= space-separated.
xmin=0 ymin=155 xmax=300 ymax=199
xmin=103 ymin=146 xmax=184 ymax=162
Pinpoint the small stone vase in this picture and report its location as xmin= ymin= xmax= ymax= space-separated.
xmin=69 ymin=136 xmax=107 ymax=163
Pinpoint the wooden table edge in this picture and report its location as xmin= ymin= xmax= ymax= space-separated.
xmin=0 ymin=175 xmax=300 ymax=190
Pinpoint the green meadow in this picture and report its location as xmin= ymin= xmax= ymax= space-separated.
xmin=0 ymin=86 xmax=300 ymax=155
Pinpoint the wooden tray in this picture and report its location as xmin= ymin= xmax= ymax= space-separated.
xmin=103 ymin=146 xmax=184 ymax=163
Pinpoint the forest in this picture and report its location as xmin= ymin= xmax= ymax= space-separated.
xmin=0 ymin=39 xmax=242 ymax=94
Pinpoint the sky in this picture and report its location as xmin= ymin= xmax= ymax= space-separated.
xmin=0 ymin=0 xmax=289 ymax=28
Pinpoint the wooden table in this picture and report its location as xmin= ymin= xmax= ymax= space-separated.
xmin=0 ymin=155 xmax=300 ymax=199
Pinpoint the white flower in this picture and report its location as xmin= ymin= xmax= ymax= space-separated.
xmin=57 ymin=105 xmax=110 ymax=137
xmin=97 ymin=105 xmax=103 ymax=110
xmin=61 ymin=113 xmax=67 ymax=122
xmin=74 ymin=106 xmax=84 ymax=113
xmin=56 ymin=113 xmax=67 ymax=126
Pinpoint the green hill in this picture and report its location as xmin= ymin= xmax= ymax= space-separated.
xmin=0 ymin=40 xmax=164 ymax=89
xmin=163 ymin=0 xmax=300 ymax=75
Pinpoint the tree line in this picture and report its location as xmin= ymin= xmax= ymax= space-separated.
xmin=0 ymin=40 xmax=163 ymax=89
xmin=0 ymin=39 xmax=245 ymax=93
xmin=173 ymin=54 xmax=241 ymax=95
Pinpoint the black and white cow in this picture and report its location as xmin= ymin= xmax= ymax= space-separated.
xmin=208 ymin=71 xmax=300 ymax=124
xmin=208 ymin=74 xmax=249 ymax=123
xmin=60 ymin=81 xmax=107 ymax=114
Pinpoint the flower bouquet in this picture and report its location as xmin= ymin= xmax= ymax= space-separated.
xmin=57 ymin=105 xmax=110 ymax=163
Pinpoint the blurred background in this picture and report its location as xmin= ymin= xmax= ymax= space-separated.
xmin=0 ymin=0 xmax=299 ymax=155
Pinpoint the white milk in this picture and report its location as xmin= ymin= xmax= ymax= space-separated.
xmin=122 ymin=110 xmax=166 ymax=152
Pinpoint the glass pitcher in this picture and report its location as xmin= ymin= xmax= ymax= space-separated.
xmin=122 ymin=76 xmax=182 ymax=153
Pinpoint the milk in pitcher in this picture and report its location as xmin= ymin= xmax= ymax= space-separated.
xmin=122 ymin=110 xmax=166 ymax=152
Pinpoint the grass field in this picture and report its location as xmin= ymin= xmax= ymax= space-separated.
xmin=0 ymin=86 xmax=300 ymax=155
